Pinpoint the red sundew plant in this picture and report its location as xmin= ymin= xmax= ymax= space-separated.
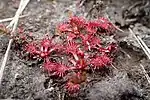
xmin=43 ymin=60 xmax=70 ymax=77
xmin=98 ymin=17 xmax=114 ymax=31
xmin=44 ymin=61 xmax=58 ymax=72
xmin=90 ymin=54 xmax=112 ymax=69
xmin=12 ymin=16 xmax=117 ymax=94
xmin=66 ymin=81 xmax=80 ymax=94
xmin=64 ymin=41 xmax=80 ymax=61
xmin=65 ymin=71 xmax=87 ymax=94
xmin=25 ymin=37 xmax=62 ymax=59
xmin=25 ymin=42 xmax=39 ymax=55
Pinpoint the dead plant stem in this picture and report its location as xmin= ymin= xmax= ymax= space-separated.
xmin=0 ymin=0 xmax=30 ymax=86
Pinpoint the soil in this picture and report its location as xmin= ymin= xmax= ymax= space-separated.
xmin=0 ymin=0 xmax=150 ymax=100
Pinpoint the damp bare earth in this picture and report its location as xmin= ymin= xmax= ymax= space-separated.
xmin=0 ymin=0 xmax=150 ymax=100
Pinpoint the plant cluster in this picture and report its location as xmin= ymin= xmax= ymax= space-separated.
xmin=2 ymin=16 xmax=117 ymax=94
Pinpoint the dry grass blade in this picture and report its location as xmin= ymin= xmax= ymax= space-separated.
xmin=7 ymin=0 xmax=30 ymax=30
xmin=140 ymin=64 xmax=150 ymax=84
xmin=0 ymin=14 xmax=28 ymax=23
xmin=129 ymin=28 xmax=150 ymax=85
xmin=129 ymin=28 xmax=150 ymax=59
xmin=0 ymin=0 xmax=30 ymax=86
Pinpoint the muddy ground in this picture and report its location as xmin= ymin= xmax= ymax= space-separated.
xmin=0 ymin=0 xmax=150 ymax=100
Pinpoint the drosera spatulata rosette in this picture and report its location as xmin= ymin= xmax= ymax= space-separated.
xmin=10 ymin=16 xmax=118 ymax=94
